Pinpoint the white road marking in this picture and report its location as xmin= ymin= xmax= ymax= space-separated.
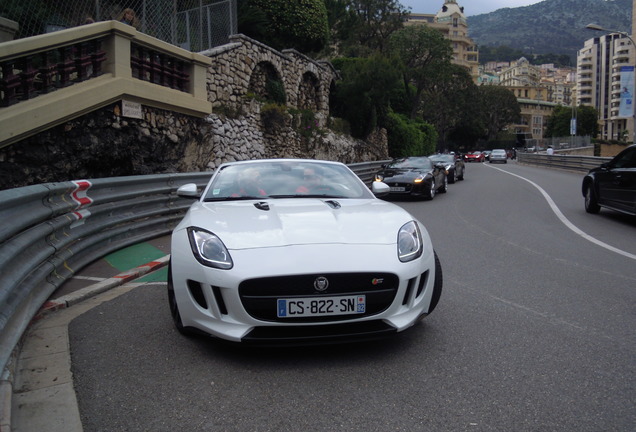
xmin=485 ymin=164 xmax=636 ymax=261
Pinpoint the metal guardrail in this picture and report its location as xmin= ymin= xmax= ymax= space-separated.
xmin=0 ymin=172 xmax=211 ymax=374
xmin=0 ymin=161 xmax=388 ymax=374
xmin=517 ymin=152 xmax=611 ymax=173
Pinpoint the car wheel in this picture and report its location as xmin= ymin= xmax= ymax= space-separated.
xmin=584 ymin=184 xmax=601 ymax=214
xmin=167 ymin=262 xmax=193 ymax=335
xmin=428 ymin=251 xmax=443 ymax=314
xmin=425 ymin=180 xmax=436 ymax=200
xmin=439 ymin=175 xmax=448 ymax=193
xmin=448 ymin=169 xmax=456 ymax=184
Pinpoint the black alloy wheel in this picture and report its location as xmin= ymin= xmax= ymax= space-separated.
xmin=439 ymin=174 xmax=448 ymax=193
xmin=425 ymin=180 xmax=436 ymax=200
xmin=448 ymin=168 xmax=456 ymax=184
xmin=584 ymin=184 xmax=601 ymax=214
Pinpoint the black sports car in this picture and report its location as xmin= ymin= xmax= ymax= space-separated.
xmin=428 ymin=153 xmax=465 ymax=183
xmin=375 ymin=156 xmax=448 ymax=200
xmin=582 ymin=144 xmax=636 ymax=216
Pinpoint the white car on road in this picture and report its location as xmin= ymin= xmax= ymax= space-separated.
xmin=168 ymin=159 xmax=442 ymax=345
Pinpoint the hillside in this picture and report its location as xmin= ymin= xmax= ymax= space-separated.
xmin=467 ymin=0 xmax=632 ymax=58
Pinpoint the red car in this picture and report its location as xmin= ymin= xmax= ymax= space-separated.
xmin=464 ymin=151 xmax=485 ymax=163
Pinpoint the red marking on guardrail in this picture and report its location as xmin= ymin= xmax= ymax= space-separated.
xmin=71 ymin=180 xmax=93 ymax=207
xmin=71 ymin=180 xmax=93 ymax=222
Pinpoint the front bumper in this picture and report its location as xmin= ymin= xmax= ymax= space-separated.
xmin=170 ymin=235 xmax=437 ymax=343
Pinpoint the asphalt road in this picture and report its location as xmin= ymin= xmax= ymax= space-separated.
xmin=64 ymin=161 xmax=636 ymax=431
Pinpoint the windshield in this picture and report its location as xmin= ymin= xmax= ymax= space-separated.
xmin=202 ymin=161 xmax=373 ymax=201
xmin=428 ymin=154 xmax=454 ymax=163
xmin=386 ymin=157 xmax=433 ymax=170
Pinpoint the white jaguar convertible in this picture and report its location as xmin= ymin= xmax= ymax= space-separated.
xmin=168 ymin=159 xmax=442 ymax=345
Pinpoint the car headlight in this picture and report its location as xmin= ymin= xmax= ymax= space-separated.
xmin=187 ymin=227 xmax=233 ymax=269
xmin=375 ymin=173 xmax=384 ymax=182
xmin=413 ymin=175 xmax=425 ymax=183
xmin=397 ymin=221 xmax=423 ymax=262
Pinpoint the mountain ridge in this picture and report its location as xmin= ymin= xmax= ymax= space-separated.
xmin=467 ymin=0 xmax=632 ymax=59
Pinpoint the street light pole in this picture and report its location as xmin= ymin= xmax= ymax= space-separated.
xmin=586 ymin=23 xmax=636 ymax=145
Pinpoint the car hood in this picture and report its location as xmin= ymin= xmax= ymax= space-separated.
xmin=180 ymin=198 xmax=413 ymax=249
xmin=379 ymin=167 xmax=431 ymax=178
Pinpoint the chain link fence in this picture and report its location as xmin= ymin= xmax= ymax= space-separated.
xmin=0 ymin=0 xmax=237 ymax=52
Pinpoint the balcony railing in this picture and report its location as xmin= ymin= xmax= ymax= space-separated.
xmin=0 ymin=20 xmax=211 ymax=148
xmin=1 ymin=39 xmax=107 ymax=107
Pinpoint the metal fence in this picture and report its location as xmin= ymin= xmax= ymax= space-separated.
xmin=0 ymin=0 xmax=237 ymax=52
xmin=522 ymin=135 xmax=592 ymax=152
xmin=517 ymin=152 xmax=611 ymax=172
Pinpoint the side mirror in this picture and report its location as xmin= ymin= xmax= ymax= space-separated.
xmin=177 ymin=183 xmax=201 ymax=198
xmin=371 ymin=181 xmax=390 ymax=197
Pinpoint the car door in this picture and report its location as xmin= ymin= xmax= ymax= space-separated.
xmin=596 ymin=147 xmax=636 ymax=214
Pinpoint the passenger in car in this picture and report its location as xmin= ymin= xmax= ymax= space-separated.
xmin=232 ymin=168 xmax=267 ymax=197
xmin=296 ymin=168 xmax=323 ymax=194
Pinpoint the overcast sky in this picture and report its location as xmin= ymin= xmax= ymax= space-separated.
xmin=400 ymin=0 xmax=546 ymax=17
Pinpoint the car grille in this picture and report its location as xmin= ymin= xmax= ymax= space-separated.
xmin=388 ymin=182 xmax=413 ymax=193
xmin=239 ymin=272 xmax=399 ymax=323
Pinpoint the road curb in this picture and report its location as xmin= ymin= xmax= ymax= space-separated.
xmin=4 ymin=255 xmax=170 ymax=432
xmin=36 ymin=255 xmax=170 ymax=319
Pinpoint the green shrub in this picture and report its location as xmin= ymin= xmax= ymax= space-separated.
xmin=266 ymin=78 xmax=287 ymax=104
xmin=385 ymin=112 xmax=437 ymax=157
xmin=327 ymin=117 xmax=351 ymax=135
xmin=261 ymin=103 xmax=288 ymax=130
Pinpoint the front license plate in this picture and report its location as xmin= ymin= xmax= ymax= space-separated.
xmin=277 ymin=295 xmax=366 ymax=318
xmin=390 ymin=186 xmax=405 ymax=192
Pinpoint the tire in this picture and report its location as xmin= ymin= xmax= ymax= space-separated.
xmin=584 ymin=184 xmax=601 ymax=214
xmin=425 ymin=180 xmax=436 ymax=200
xmin=167 ymin=261 xmax=194 ymax=335
xmin=448 ymin=168 xmax=456 ymax=184
xmin=439 ymin=175 xmax=448 ymax=193
xmin=427 ymin=251 xmax=443 ymax=314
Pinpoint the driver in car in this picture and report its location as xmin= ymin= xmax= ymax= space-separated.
xmin=296 ymin=167 xmax=329 ymax=194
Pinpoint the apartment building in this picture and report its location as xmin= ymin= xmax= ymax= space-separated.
xmin=406 ymin=0 xmax=479 ymax=81
xmin=577 ymin=32 xmax=635 ymax=142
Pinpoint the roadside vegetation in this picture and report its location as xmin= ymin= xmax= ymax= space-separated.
xmin=237 ymin=0 xmax=524 ymax=155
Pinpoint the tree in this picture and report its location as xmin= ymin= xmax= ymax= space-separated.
xmin=478 ymin=86 xmax=521 ymax=141
xmin=388 ymin=25 xmax=453 ymax=119
xmin=546 ymin=105 xmax=598 ymax=138
xmin=576 ymin=105 xmax=599 ymax=137
xmin=418 ymin=64 xmax=479 ymax=150
xmin=239 ymin=0 xmax=329 ymax=53
xmin=330 ymin=55 xmax=401 ymax=138
xmin=343 ymin=0 xmax=409 ymax=52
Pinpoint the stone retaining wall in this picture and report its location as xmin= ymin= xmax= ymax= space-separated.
xmin=0 ymin=34 xmax=388 ymax=190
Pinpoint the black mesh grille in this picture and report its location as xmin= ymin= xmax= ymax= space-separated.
xmin=239 ymin=272 xmax=399 ymax=323
xmin=242 ymin=320 xmax=397 ymax=345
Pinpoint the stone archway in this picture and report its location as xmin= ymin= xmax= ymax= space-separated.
xmin=297 ymin=71 xmax=320 ymax=111
xmin=248 ymin=61 xmax=286 ymax=104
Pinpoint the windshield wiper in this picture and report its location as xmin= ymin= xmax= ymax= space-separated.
xmin=203 ymin=196 xmax=266 ymax=202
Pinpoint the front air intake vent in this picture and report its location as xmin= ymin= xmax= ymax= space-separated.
xmin=187 ymin=280 xmax=208 ymax=309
